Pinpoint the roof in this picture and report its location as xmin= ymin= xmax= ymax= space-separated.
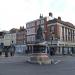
xmin=26 ymin=17 xmax=46 ymax=24
xmin=48 ymin=18 xmax=75 ymax=28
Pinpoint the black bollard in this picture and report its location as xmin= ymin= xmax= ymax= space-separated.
xmin=0 ymin=52 xmax=2 ymax=56
xmin=10 ymin=52 xmax=13 ymax=56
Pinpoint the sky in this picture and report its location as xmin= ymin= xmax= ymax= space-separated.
xmin=0 ymin=0 xmax=75 ymax=31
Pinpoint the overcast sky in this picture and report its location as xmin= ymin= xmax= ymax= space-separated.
xmin=0 ymin=0 xmax=75 ymax=31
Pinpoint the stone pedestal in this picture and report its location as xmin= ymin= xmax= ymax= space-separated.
xmin=29 ymin=53 xmax=51 ymax=64
xmin=27 ymin=44 xmax=53 ymax=64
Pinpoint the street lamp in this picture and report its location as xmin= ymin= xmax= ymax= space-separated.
xmin=50 ymin=32 xmax=54 ymax=56
xmin=50 ymin=32 xmax=53 ymax=45
xmin=50 ymin=36 xmax=53 ymax=45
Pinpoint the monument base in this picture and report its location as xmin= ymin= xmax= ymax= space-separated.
xmin=27 ymin=53 xmax=53 ymax=64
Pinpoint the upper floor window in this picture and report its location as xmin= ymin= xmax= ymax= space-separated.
xmin=62 ymin=27 xmax=64 ymax=40
xmin=41 ymin=25 xmax=44 ymax=32
xmin=50 ymin=26 xmax=55 ymax=32
xmin=65 ymin=28 xmax=67 ymax=35
xmin=26 ymin=23 xmax=30 ymax=28
xmin=41 ymin=19 xmax=44 ymax=24
xmin=37 ymin=20 xmax=40 ymax=25
xmin=68 ymin=29 xmax=71 ymax=36
xmin=26 ymin=22 xmax=35 ymax=28
xmin=31 ymin=22 xmax=35 ymax=27
xmin=62 ymin=27 xmax=64 ymax=34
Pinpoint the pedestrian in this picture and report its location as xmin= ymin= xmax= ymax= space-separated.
xmin=5 ymin=47 xmax=9 ymax=57
xmin=70 ymin=50 xmax=72 ymax=56
xmin=50 ymin=48 xmax=53 ymax=56
xmin=10 ymin=45 xmax=15 ymax=56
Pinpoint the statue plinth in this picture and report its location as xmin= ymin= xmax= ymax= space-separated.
xmin=27 ymin=44 xmax=52 ymax=64
xmin=27 ymin=25 xmax=53 ymax=64
xmin=30 ymin=53 xmax=51 ymax=64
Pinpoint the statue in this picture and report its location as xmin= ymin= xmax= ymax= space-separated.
xmin=36 ymin=25 xmax=44 ymax=43
xmin=27 ymin=25 xmax=52 ymax=64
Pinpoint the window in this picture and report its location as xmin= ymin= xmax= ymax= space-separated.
xmin=31 ymin=22 xmax=35 ymax=27
xmin=71 ymin=29 xmax=72 ymax=41
xmin=41 ymin=25 xmax=44 ymax=32
xmin=73 ymin=30 xmax=74 ymax=41
xmin=26 ymin=23 xmax=30 ymax=28
xmin=37 ymin=20 xmax=40 ymax=25
xmin=41 ymin=20 xmax=44 ymax=24
xmin=68 ymin=29 xmax=70 ymax=41
xmin=65 ymin=28 xmax=67 ymax=41
xmin=50 ymin=26 xmax=55 ymax=32
xmin=62 ymin=27 xmax=64 ymax=40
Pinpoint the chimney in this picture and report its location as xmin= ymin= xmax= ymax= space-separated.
xmin=49 ymin=12 xmax=52 ymax=17
xmin=58 ymin=16 xmax=61 ymax=22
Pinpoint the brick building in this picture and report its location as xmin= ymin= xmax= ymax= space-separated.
xmin=26 ymin=14 xmax=75 ymax=55
xmin=26 ymin=15 xmax=47 ymax=44
xmin=16 ymin=26 xmax=27 ymax=45
xmin=10 ymin=27 xmax=27 ymax=53
xmin=10 ymin=27 xmax=27 ymax=45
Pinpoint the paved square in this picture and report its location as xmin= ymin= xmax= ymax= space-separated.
xmin=0 ymin=55 xmax=75 ymax=75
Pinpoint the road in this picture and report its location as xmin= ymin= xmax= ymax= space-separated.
xmin=0 ymin=55 xmax=75 ymax=75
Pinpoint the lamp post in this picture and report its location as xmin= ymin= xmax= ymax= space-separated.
xmin=51 ymin=35 xmax=53 ymax=46
xmin=50 ymin=32 xmax=54 ymax=56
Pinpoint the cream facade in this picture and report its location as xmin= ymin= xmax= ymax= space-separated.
xmin=4 ymin=33 xmax=16 ymax=46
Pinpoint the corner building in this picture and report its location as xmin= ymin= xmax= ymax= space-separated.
xmin=47 ymin=17 xmax=75 ymax=55
xmin=26 ymin=15 xmax=75 ymax=55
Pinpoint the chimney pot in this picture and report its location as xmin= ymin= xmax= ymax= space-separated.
xmin=58 ymin=16 xmax=61 ymax=22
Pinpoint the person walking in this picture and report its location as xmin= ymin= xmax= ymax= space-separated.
xmin=10 ymin=45 xmax=15 ymax=56
xmin=50 ymin=48 xmax=53 ymax=56
xmin=5 ymin=46 xmax=9 ymax=57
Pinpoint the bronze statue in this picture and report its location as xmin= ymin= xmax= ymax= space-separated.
xmin=36 ymin=25 xmax=44 ymax=43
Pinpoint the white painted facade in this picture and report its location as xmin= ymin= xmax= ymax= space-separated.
xmin=27 ymin=27 xmax=35 ymax=35
xmin=4 ymin=33 xmax=16 ymax=46
xmin=27 ymin=35 xmax=35 ymax=43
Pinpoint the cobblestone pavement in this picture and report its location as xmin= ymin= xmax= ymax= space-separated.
xmin=0 ymin=54 xmax=75 ymax=75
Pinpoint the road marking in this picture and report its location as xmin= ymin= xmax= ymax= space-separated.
xmin=54 ymin=60 xmax=62 ymax=64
